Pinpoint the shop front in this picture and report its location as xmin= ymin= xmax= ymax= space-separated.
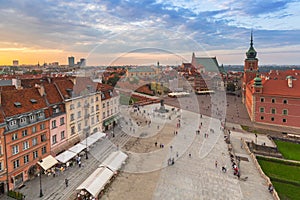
xmin=102 ymin=116 xmax=119 ymax=131
xmin=13 ymin=172 xmax=23 ymax=188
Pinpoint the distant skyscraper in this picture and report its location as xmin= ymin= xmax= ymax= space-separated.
xmin=68 ymin=56 xmax=75 ymax=67
xmin=13 ymin=60 xmax=19 ymax=66
xmin=79 ymin=58 xmax=86 ymax=67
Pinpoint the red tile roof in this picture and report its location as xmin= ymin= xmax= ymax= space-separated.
xmin=0 ymin=85 xmax=16 ymax=91
xmin=261 ymin=69 xmax=300 ymax=80
xmin=44 ymin=84 xmax=63 ymax=105
xmin=247 ymin=77 xmax=300 ymax=97
xmin=53 ymin=79 xmax=74 ymax=99
xmin=72 ymin=77 xmax=97 ymax=96
xmin=97 ymin=83 xmax=118 ymax=100
xmin=1 ymin=87 xmax=48 ymax=117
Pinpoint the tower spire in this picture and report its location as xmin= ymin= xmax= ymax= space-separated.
xmin=246 ymin=30 xmax=257 ymax=59
xmin=250 ymin=30 xmax=253 ymax=47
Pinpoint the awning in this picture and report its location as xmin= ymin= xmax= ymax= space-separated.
xmin=80 ymin=132 xmax=106 ymax=147
xmin=68 ymin=143 xmax=86 ymax=154
xmin=90 ymin=132 xmax=106 ymax=140
xmin=76 ymin=166 xmax=114 ymax=197
xmin=99 ymin=151 xmax=128 ymax=172
xmin=80 ymin=137 xmax=98 ymax=147
xmin=55 ymin=150 xmax=77 ymax=163
xmin=37 ymin=155 xmax=58 ymax=170
xmin=103 ymin=115 xmax=119 ymax=126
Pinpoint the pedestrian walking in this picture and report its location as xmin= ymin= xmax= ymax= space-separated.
xmin=189 ymin=153 xmax=191 ymax=158
xmin=65 ymin=178 xmax=68 ymax=187
xmin=215 ymin=161 xmax=218 ymax=168
xmin=155 ymin=142 xmax=157 ymax=147
xmin=78 ymin=161 xmax=81 ymax=168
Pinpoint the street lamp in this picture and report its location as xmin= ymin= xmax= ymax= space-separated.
xmin=85 ymin=131 xmax=88 ymax=160
xmin=255 ymin=133 xmax=258 ymax=144
xmin=39 ymin=163 xmax=43 ymax=197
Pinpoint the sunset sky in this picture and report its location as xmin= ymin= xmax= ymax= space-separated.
xmin=0 ymin=0 xmax=300 ymax=66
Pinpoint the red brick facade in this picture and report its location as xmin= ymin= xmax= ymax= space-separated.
xmin=243 ymin=34 xmax=300 ymax=130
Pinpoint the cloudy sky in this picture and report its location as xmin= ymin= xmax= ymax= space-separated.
xmin=0 ymin=0 xmax=299 ymax=66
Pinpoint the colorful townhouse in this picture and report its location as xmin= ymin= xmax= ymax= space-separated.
xmin=54 ymin=77 xmax=103 ymax=146
xmin=0 ymin=87 xmax=51 ymax=190
xmin=43 ymin=84 xmax=67 ymax=155
xmin=97 ymin=83 xmax=119 ymax=131
xmin=0 ymin=122 xmax=7 ymax=194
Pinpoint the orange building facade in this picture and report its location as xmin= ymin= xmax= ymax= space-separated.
xmin=0 ymin=87 xmax=51 ymax=191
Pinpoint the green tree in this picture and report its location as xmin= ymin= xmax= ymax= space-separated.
xmin=107 ymin=74 xmax=120 ymax=87
xmin=226 ymin=82 xmax=235 ymax=92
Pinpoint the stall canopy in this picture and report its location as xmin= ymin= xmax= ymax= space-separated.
xmin=37 ymin=155 xmax=58 ymax=170
xmin=68 ymin=143 xmax=86 ymax=154
xmin=99 ymin=151 xmax=128 ymax=172
xmin=80 ymin=137 xmax=98 ymax=147
xmin=55 ymin=150 xmax=77 ymax=163
xmin=76 ymin=167 xmax=114 ymax=197
xmin=90 ymin=132 xmax=106 ymax=140
xmin=80 ymin=132 xmax=106 ymax=147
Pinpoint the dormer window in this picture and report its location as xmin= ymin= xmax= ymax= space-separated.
xmin=53 ymin=105 xmax=60 ymax=114
xmin=20 ymin=117 xmax=26 ymax=123
xmin=109 ymin=90 xmax=113 ymax=97
xmin=30 ymin=99 xmax=37 ymax=104
xmin=29 ymin=115 xmax=35 ymax=121
xmin=14 ymin=102 xmax=22 ymax=108
xmin=53 ymin=108 xmax=60 ymax=114
xmin=37 ymin=112 xmax=44 ymax=118
xmin=101 ymin=92 xmax=105 ymax=99
xmin=9 ymin=120 xmax=17 ymax=126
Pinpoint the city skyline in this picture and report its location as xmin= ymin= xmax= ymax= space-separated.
xmin=0 ymin=0 xmax=300 ymax=66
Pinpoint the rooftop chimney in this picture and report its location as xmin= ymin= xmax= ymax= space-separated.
xmin=287 ymin=77 xmax=293 ymax=88
xmin=36 ymin=84 xmax=46 ymax=96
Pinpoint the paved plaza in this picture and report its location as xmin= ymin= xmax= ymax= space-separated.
xmin=102 ymin=103 xmax=274 ymax=200
xmin=14 ymin=101 xmax=274 ymax=200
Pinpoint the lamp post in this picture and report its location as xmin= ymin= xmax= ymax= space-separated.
xmin=255 ymin=133 xmax=258 ymax=144
xmin=39 ymin=164 xmax=43 ymax=197
xmin=85 ymin=131 xmax=88 ymax=160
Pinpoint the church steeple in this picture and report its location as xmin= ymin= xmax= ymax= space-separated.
xmin=246 ymin=31 xmax=257 ymax=59
xmin=250 ymin=31 xmax=253 ymax=47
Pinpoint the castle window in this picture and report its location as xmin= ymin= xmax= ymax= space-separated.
xmin=260 ymin=98 xmax=264 ymax=102
xmin=283 ymin=99 xmax=288 ymax=104
xmin=260 ymin=116 xmax=264 ymax=120
xmin=283 ymin=118 xmax=287 ymax=123
xmin=271 ymin=117 xmax=275 ymax=121
xmin=282 ymin=109 xmax=288 ymax=115
xmin=271 ymin=98 xmax=275 ymax=103
xmin=259 ymin=107 xmax=264 ymax=113
xmin=271 ymin=108 xmax=276 ymax=114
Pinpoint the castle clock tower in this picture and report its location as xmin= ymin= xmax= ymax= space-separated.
xmin=242 ymin=31 xmax=259 ymax=103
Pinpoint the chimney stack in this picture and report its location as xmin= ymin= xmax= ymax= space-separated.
xmin=35 ymin=84 xmax=46 ymax=96
xmin=287 ymin=77 xmax=293 ymax=88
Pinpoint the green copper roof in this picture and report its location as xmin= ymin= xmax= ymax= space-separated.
xmin=254 ymin=74 xmax=262 ymax=87
xmin=246 ymin=31 xmax=257 ymax=59
xmin=194 ymin=57 xmax=224 ymax=73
